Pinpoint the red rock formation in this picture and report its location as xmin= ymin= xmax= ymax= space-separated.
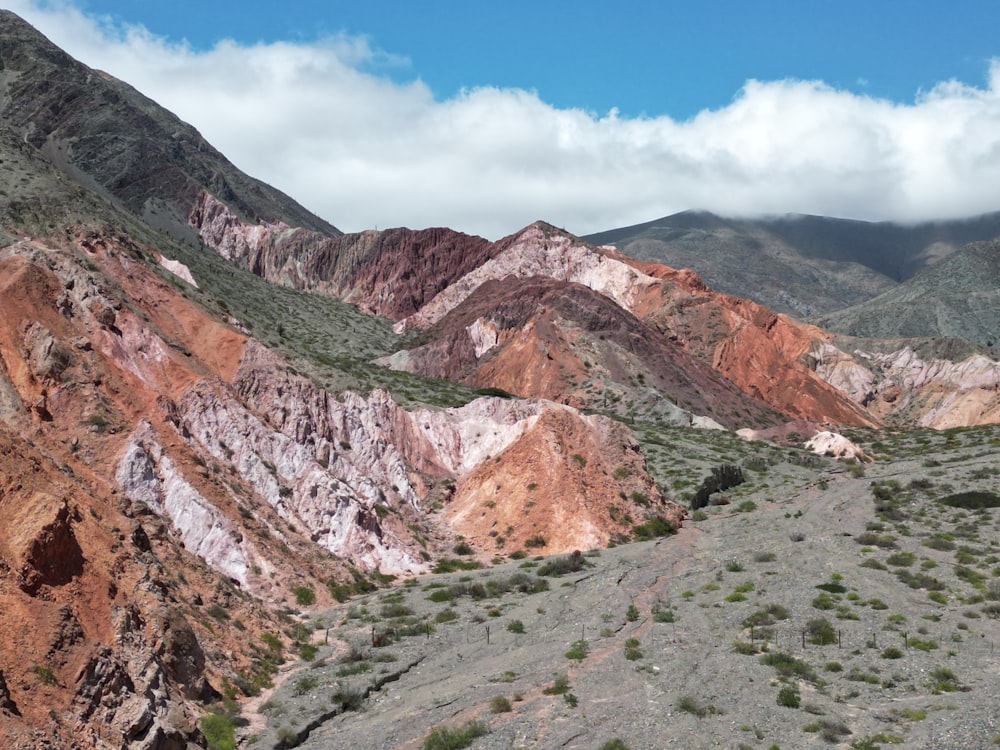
xmin=388 ymin=275 xmax=781 ymax=428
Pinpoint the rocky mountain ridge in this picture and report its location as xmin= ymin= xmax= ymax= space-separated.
xmin=1 ymin=10 xmax=999 ymax=749
xmin=585 ymin=209 xmax=1000 ymax=317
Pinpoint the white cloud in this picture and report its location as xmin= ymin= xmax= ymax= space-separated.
xmin=9 ymin=2 xmax=1000 ymax=239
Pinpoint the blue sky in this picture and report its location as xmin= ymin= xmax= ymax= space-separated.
xmin=10 ymin=1 xmax=1000 ymax=237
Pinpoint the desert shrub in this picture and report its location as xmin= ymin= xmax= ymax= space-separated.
xmin=626 ymin=603 xmax=640 ymax=622
xmin=939 ymin=491 xmax=1000 ymax=509
xmin=432 ymin=558 xmax=483 ymax=573
xmin=881 ymin=647 xmax=904 ymax=659
xmin=928 ymin=667 xmax=961 ymax=693
xmin=812 ymin=592 xmax=835 ymax=610
xmin=543 ymin=674 xmax=570 ymax=695
xmin=777 ymin=685 xmax=801 ymax=708
xmin=200 ymin=713 xmax=236 ymax=750
xmin=331 ymin=686 xmax=364 ymax=711
xmin=724 ymin=559 xmax=744 ymax=572
xmin=652 ymin=606 xmax=675 ymax=623
xmin=623 ymin=637 xmax=642 ymax=660
xmin=743 ymin=603 xmax=790 ymax=628
xmin=565 ymin=639 xmax=589 ymax=661
xmin=600 ymin=741 xmax=630 ymax=750
xmin=886 ymin=551 xmax=916 ymax=567
xmin=676 ymin=695 xmax=722 ymax=718
xmin=907 ymin=637 xmax=938 ymax=651
xmin=923 ymin=536 xmax=956 ymax=551
xmin=335 ymin=661 xmax=371 ymax=677
xmin=536 ymin=551 xmax=589 ymax=576
xmin=524 ymin=535 xmax=547 ymax=549
xmin=452 ymin=541 xmax=474 ymax=556
xmin=380 ymin=602 xmax=413 ymax=619
xmin=631 ymin=515 xmax=677 ymax=540
xmin=489 ymin=695 xmax=512 ymax=713
xmin=690 ymin=464 xmax=745 ymax=510
xmin=806 ymin=618 xmax=837 ymax=645
xmin=804 ymin=719 xmax=851 ymax=743
xmin=760 ymin=652 xmax=818 ymax=683
xmin=291 ymin=584 xmax=315 ymax=606
xmin=422 ymin=720 xmax=488 ymax=750
xmin=860 ymin=557 xmax=887 ymax=570
xmin=435 ymin=609 xmax=459 ymax=623
xmin=855 ymin=532 xmax=897 ymax=549
xmin=293 ymin=675 xmax=319 ymax=696
xmin=506 ymin=619 xmax=525 ymax=634
xmin=896 ymin=570 xmax=944 ymax=590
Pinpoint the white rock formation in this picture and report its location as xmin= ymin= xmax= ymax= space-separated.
xmin=805 ymin=430 xmax=867 ymax=460
xmin=116 ymin=422 xmax=259 ymax=587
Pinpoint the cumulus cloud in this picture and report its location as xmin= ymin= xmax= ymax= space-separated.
xmin=9 ymin=1 xmax=1000 ymax=239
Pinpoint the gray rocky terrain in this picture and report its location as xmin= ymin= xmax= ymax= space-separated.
xmin=247 ymin=425 xmax=1000 ymax=750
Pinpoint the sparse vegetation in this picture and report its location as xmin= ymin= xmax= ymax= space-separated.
xmin=421 ymin=720 xmax=488 ymax=750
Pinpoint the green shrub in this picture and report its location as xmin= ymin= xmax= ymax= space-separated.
xmin=886 ymin=552 xmax=916 ymax=567
xmin=623 ymin=637 xmax=642 ymax=661
xmin=676 ymin=695 xmax=722 ymax=718
xmin=881 ymin=647 xmax=904 ymax=659
xmin=524 ymin=535 xmax=547 ymax=549
xmin=291 ymin=584 xmax=316 ymax=606
xmin=743 ymin=604 xmax=790 ymax=628
xmin=200 ymin=713 xmax=236 ymax=750
xmin=626 ymin=603 xmax=640 ymax=622
xmin=435 ymin=609 xmax=459 ymax=623
xmin=940 ymin=491 xmax=1000 ymax=509
xmin=760 ymin=652 xmax=818 ymax=683
xmin=777 ymin=685 xmax=800 ymax=708
xmin=631 ymin=515 xmax=677 ymax=540
xmin=506 ymin=619 xmax=525 ymax=634
xmin=600 ymin=741 xmax=630 ymax=750
xmin=422 ymin=720 xmax=489 ymax=750
xmin=490 ymin=695 xmax=512 ymax=713
xmin=543 ymin=674 xmax=570 ymax=695
xmin=565 ymin=640 xmax=589 ymax=661
xmin=536 ymin=551 xmax=589 ymax=576
xmin=805 ymin=618 xmax=836 ymax=645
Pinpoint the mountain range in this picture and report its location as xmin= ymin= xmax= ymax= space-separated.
xmin=1 ymin=10 xmax=999 ymax=749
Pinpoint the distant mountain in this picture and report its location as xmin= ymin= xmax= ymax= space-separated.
xmin=814 ymin=240 xmax=1000 ymax=351
xmin=584 ymin=210 xmax=1000 ymax=317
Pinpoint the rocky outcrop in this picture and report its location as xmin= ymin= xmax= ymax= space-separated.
xmin=442 ymin=402 xmax=684 ymax=554
xmin=383 ymin=275 xmax=781 ymax=429
xmin=6 ymin=493 xmax=85 ymax=595
xmin=117 ymin=422 xmax=261 ymax=588
xmin=805 ymin=431 xmax=868 ymax=461
xmin=810 ymin=341 xmax=1000 ymax=428
xmin=0 ymin=669 xmax=19 ymax=717
xmin=191 ymin=191 xmax=497 ymax=319
xmin=395 ymin=223 xmax=662 ymax=331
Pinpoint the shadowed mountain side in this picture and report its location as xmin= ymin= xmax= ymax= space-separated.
xmin=814 ymin=240 xmax=1000 ymax=353
xmin=382 ymin=275 xmax=782 ymax=429
xmin=0 ymin=10 xmax=340 ymax=241
xmin=585 ymin=210 xmax=1000 ymax=317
